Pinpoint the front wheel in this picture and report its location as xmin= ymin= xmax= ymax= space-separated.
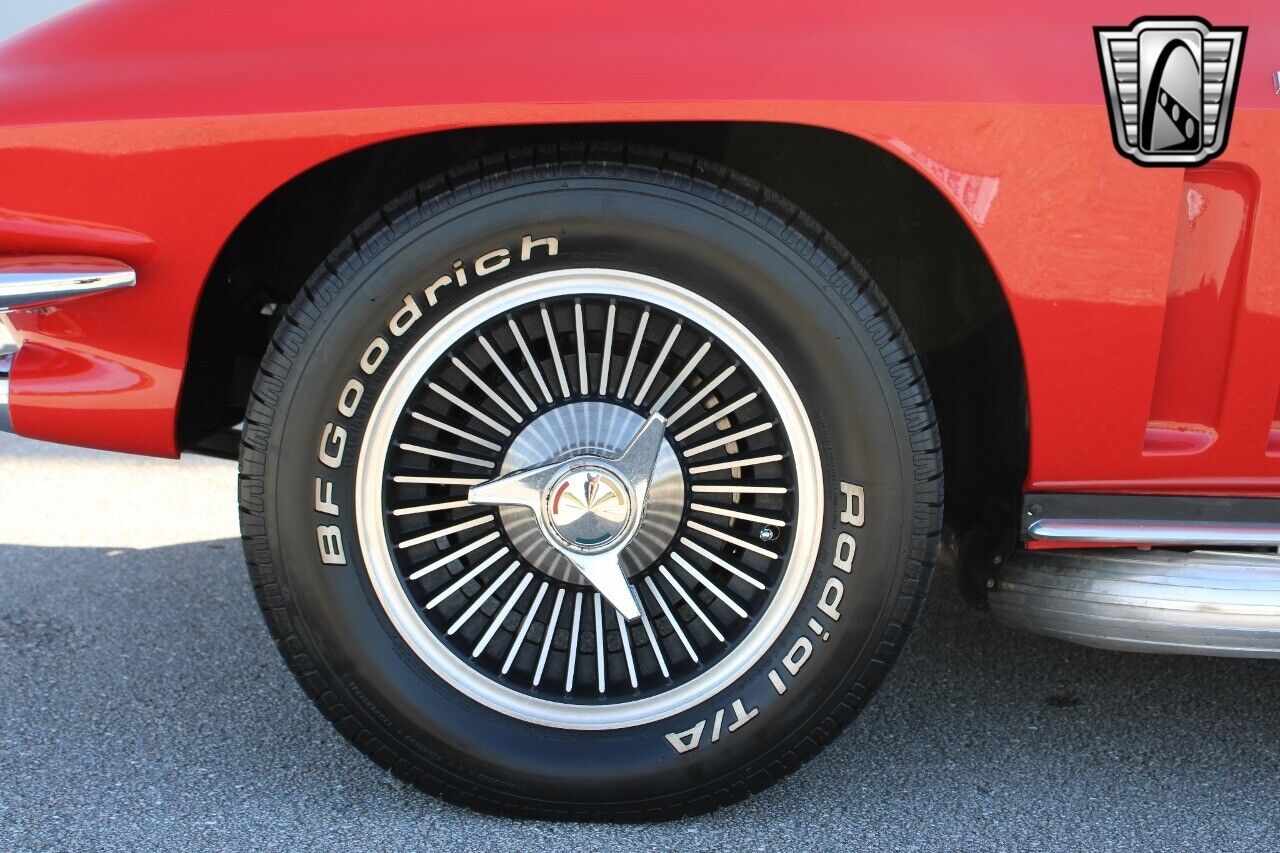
xmin=239 ymin=146 xmax=942 ymax=819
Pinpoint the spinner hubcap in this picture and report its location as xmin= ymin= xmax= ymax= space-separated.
xmin=495 ymin=402 xmax=685 ymax=583
xmin=544 ymin=465 xmax=631 ymax=552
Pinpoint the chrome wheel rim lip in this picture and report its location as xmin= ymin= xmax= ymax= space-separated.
xmin=356 ymin=269 xmax=823 ymax=729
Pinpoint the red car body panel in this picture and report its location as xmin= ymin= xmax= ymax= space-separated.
xmin=0 ymin=0 xmax=1278 ymax=497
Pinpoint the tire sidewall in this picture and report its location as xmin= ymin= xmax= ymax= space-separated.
xmin=263 ymin=176 xmax=917 ymax=806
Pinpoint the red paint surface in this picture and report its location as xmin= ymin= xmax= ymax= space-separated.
xmin=0 ymin=0 xmax=1277 ymax=496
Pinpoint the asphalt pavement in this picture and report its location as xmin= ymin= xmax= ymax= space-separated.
xmin=1 ymin=433 xmax=1278 ymax=851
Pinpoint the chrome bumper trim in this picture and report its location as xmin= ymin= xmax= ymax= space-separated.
xmin=0 ymin=256 xmax=135 ymax=312
xmin=0 ymin=349 xmax=12 ymax=433
xmin=1026 ymin=518 xmax=1280 ymax=546
xmin=991 ymin=548 xmax=1280 ymax=659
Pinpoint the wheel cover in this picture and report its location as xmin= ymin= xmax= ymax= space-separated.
xmin=356 ymin=269 xmax=822 ymax=729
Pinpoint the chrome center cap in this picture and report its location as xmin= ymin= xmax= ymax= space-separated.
xmin=543 ymin=465 xmax=633 ymax=553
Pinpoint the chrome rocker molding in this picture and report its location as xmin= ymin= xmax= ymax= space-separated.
xmin=1023 ymin=493 xmax=1280 ymax=547
xmin=989 ymin=549 xmax=1280 ymax=659
xmin=0 ymin=349 xmax=11 ymax=434
xmin=1027 ymin=519 xmax=1280 ymax=546
xmin=0 ymin=256 xmax=136 ymax=312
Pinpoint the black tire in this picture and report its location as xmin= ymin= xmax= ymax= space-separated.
xmin=239 ymin=144 xmax=942 ymax=820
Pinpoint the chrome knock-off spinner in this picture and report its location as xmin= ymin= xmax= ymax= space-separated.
xmin=488 ymin=402 xmax=686 ymax=587
xmin=469 ymin=413 xmax=670 ymax=620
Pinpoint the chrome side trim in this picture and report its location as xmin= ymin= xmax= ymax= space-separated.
xmin=0 ymin=256 xmax=135 ymax=311
xmin=1022 ymin=493 xmax=1280 ymax=546
xmin=990 ymin=548 xmax=1280 ymax=659
xmin=0 ymin=349 xmax=11 ymax=433
xmin=1026 ymin=518 xmax=1280 ymax=546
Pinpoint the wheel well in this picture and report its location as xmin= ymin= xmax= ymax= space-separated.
xmin=181 ymin=121 xmax=1027 ymax=533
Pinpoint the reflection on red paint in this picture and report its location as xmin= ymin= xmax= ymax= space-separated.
xmin=13 ymin=342 xmax=151 ymax=398
xmin=888 ymin=138 xmax=1000 ymax=225
xmin=1270 ymin=390 xmax=1280 ymax=458
xmin=0 ymin=207 xmax=154 ymax=262
xmin=8 ymin=342 xmax=175 ymax=455
xmin=1143 ymin=163 xmax=1259 ymax=457
xmin=1143 ymin=422 xmax=1218 ymax=456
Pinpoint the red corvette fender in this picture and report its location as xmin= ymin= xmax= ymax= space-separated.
xmin=0 ymin=0 xmax=1277 ymax=498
